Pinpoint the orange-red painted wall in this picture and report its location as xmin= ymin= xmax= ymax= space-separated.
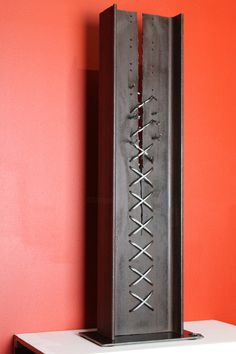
xmin=1 ymin=1 xmax=236 ymax=353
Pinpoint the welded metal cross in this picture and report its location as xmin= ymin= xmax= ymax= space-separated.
xmin=129 ymin=265 xmax=153 ymax=286
xmin=130 ymin=142 xmax=153 ymax=162
xmin=129 ymin=290 xmax=154 ymax=312
xmin=129 ymin=240 xmax=153 ymax=261
xmin=130 ymin=191 xmax=153 ymax=211
xmin=129 ymin=167 xmax=153 ymax=187
xmin=129 ymin=216 xmax=153 ymax=236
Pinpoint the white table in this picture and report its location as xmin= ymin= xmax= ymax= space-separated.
xmin=14 ymin=320 xmax=236 ymax=354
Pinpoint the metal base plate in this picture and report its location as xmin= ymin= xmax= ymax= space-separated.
xmin=80 ymin=330 xmax=203 ymax=347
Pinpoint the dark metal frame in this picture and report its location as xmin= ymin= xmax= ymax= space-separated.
xmin=81 ymin=4 xmax=202 ymax=346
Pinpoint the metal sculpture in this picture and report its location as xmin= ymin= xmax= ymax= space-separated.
xmin=81 ymin=4 xmax=202 ymax=346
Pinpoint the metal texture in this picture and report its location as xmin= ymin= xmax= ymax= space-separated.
xmin=81 ymin=4 xmax=201 ymax=346
xmin=80 ymin=330 xmax=203 ymax=347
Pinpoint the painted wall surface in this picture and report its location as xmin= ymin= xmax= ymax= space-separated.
xmin=0 ymin=1 xmax=236 ymax=353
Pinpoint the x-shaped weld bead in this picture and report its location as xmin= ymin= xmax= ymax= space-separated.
xmin=129 ymin=216 xmax=153 ymax=236
xmin=129 ymin=265 xmax=153 ymax=286
xmin=130 ymin=191 xmax=153 ymax=211
xmin=129 ymin=290 xmax=154 ymax=312
xmin=129 ymin=167 xmax=153 ymax=187
xmin=129 ymin=240 xmax=153 ymax=261
xmin=130 ymin=142 xmax=153 ymax=163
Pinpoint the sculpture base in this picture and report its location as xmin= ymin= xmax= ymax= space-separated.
xmin=80 ymin=330 xmax=203 ymax=346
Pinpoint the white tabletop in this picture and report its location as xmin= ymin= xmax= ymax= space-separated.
xmin=15 ymin=320 xmax=236 ymax=354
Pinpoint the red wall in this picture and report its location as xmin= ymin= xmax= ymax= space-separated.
xmin=1 ymin=1 xmax=236 ymax=353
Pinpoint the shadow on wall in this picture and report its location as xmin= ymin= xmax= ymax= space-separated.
xmin=83 ymin=19 xmax=99 ymax=328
